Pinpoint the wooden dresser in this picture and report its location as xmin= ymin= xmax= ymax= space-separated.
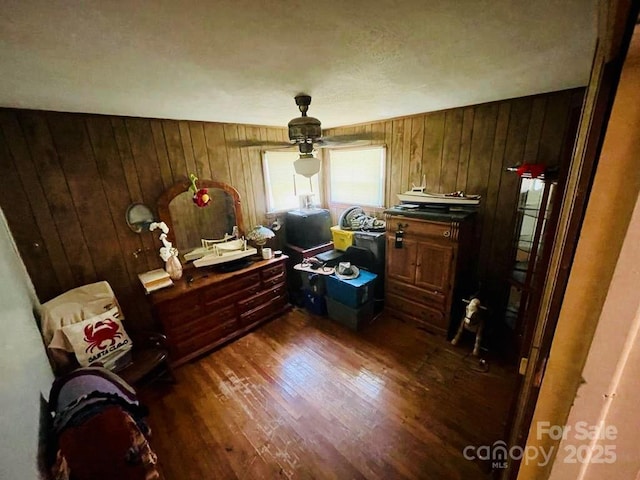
xmin=148 ymin=256 xmax=290 ymax=367
xmin=384 ymin=209 xmax=476 ymax=336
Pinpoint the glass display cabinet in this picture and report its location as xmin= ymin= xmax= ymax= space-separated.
xmin=505 ymin=175 xmax=558 ymax=360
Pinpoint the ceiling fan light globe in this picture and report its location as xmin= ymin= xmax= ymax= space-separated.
xmin=294 ymin=154 xmax=321 ymax=178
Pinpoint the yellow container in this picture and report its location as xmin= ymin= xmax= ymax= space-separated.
xmin=331 ymin=226 xmax=355 ymax=252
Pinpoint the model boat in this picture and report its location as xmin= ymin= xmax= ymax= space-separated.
xmin=185 ymin=235 xmax=257 ymax=266
xmin=192 ymin=246 xmax=257 ymax=268
xmin=397 ymin=186 xmax=481 ymax=206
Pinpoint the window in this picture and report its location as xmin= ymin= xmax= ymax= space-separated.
xmin=263 ymin=150 xmax=321 ymax=212
xmin=329 ymin=146 xmax=386 ymax=207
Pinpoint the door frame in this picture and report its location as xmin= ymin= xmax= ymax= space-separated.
xmin=502 ymin=2 xmax=640 ymax=479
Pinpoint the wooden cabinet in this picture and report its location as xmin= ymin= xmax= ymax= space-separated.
xmin=384 ymin=211 xmax=475 ymax=336
xmin=148 ymin=257 xmax=290 ymax=366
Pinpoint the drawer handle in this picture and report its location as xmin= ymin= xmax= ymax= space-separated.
xmin=443 ymin=231 xmax=451 ymax=237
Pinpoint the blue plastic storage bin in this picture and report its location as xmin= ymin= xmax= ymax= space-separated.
xmin=325 ymin=269 xmax=377 ymax=308
xmin=303 ymin=289 xmax=327 ymax=316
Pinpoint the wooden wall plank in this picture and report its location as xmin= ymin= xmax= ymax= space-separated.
xmin=203 ymin=123 xmax=231 ymax=184
xmin=13 ymin=111 xmax=75 ymax=293
xmin=409 ymin=116 xmax=425 ymax=188
xmin=485 ymin=97 xmax=534 ymax=308
xmin=150 ymin=119 xmax=174 ymax=189
xmin=161 ymin=120 xmax=187 ymax=183
xmin=466 ymin=103 xmax=499 ymax=269
xmin=478 ymin=102 xmax=511 ymax=281
xmin=0 ymin=115 xmax=60 ymax=301
xmin=223 ymin=124 xmax=249 ymax=231
xmin=237 ymin=125 xmax=257 ymax=228
xmin=48 ymin=112 xmax=126 ymax=289
xmin=246 ymin=125 xmax=266 ymax=224
xmin=111 ymin=118 xmax=155 ymax=272
xmin=85 ymin=115 xmax=153 ymax=328
xmin=503 ymin=98 xmax=534 ymax=170
xmin=456 ymin=107 xmax=475 ymax=192
xmin=537 ymin=92 xmax=572 ymax=166
xmin=124 ymin=118 xmax=166 ymax=268
xmin=389 ymin=120 xmax=405 ymax=203
xmin=441 ymin=109 xmax=463 ymax=193
xmin=178 ymin=121 xmax=198 ymax=176
xmin=467 ymin=104 xmax=499 ymax=196
xmin=422 ymin=112 xmax=446 ymax=192
xmin=189 ymin=122 xmax=212 ymax=180
xmin=124 ymin=118 xmax=164 ymax=206
xmin=400 ymin=118 xmax=412 ymax=192
xmin=523 ymin=97 xmax=548 ymax=165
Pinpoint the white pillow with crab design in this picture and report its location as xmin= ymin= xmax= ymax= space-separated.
xmin=61 ymin=307 xmax=133 ymax=367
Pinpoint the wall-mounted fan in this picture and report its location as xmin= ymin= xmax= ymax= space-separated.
xmin=233 ymin=94 xmax=381 ymax=177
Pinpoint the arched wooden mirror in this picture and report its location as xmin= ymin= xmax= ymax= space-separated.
xmin=157 ymin=180 xmax=244 ymax=258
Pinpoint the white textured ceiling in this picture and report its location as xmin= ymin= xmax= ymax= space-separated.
xmin=0 ymin=1 xmax=597 ymax=128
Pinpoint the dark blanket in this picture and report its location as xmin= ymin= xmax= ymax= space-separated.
xmin=49 ymin=366 xmax=159 ymax=480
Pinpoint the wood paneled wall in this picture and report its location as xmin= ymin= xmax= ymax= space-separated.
xmin=0 ymin=110 xmax=288 ymax=330
xmin=0 ymin=88 xmax=582 ymax=332
xmin=324 ymin=88 xmax=583 ymax=314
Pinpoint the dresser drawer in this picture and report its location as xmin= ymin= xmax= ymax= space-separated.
xmin=386 ymin=279 xmax=446 ymax=308
xmin=173 ymin=316 xmax=237 ymax=359
xmin=170 ymin=304 xmax=237 ymax=342
xmin=155 ymin=292 xmax=202 ymax=327
xmin=386 ymin=293 xmax=448 ymax=332
xmin=202 ymin=283 xmax=262 ymax=312
xmin=200 ymin=272 xmax=260 ymax=305
xmin=240 ymin=291 xmax=288 ymax=328
xmin=238 ymin=282 xmax=286 ymax=314
xmin=261 ymin=262 xmax=285 ymax=280
xmin=262 ymin=270 xmax=286 ymax=289
xmin=387 ymin=217 xmax=452 ymax=240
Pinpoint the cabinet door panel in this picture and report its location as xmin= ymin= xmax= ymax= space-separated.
xmin=415 ymin=242 xmax=453 ymax=292
xmin=386 ymin=235 xmax=417 ymax=283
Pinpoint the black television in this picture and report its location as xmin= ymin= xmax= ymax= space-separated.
xmin=285 ymin=209 xmax=332 ymax=249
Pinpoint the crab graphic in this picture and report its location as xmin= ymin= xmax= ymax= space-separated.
xmin=83 ymin=319 xmax=123 ymax=354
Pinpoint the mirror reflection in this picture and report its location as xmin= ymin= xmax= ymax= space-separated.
xmin=168 ymin=188 xmax=237 ymax=253
xmin=126 ymin=203 xmax=155 ymax=233
xmin=157 ymin=180 xmax=245 ymax=261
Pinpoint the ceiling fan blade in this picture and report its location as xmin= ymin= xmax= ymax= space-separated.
xmin=228 ymin=139 xmax=293 ymax=148
xmin=315 ymin=132 xmax=384 ymax=147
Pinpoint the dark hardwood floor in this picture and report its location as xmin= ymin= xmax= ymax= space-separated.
xmin=140 ymin=308 xmax=518 ymax=480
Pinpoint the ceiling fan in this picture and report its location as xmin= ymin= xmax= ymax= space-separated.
xmin=234 ymin=94 xmax=381 ymax=177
